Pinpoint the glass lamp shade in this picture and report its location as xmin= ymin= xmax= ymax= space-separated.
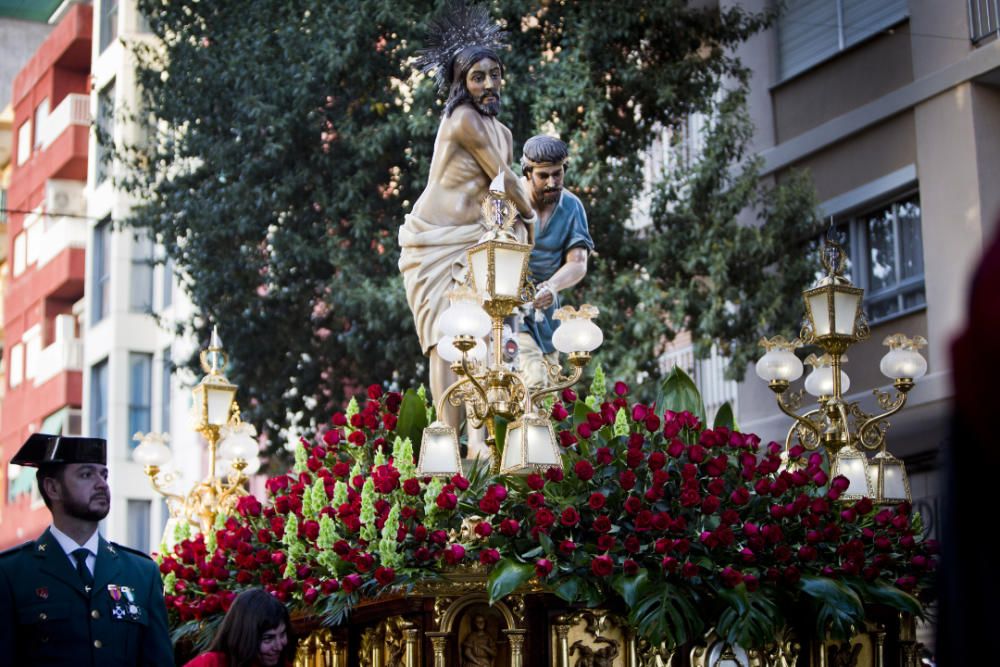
xmin=804 ymin=283 xmax=863 ymax=339
xmin=867 ymin=450 xmax=910 ymax=504
xmin=192 ymin=375 xmax=237 ymax=428
xmin=416 ymin=422 xmax=462 ymax=476
xmin=880 ymin=348 xmax=927 ymax=381
xmin=238 ymin=456 xmax=261 ymax=476
xmin=552 ymin=318 xmax=603 ymax=354
xmin=832 ymin=446 xmax=874 ymax=500
xmin=438 ymin=301 xmax=491 ymax=339
xmin=133 ymin=433 xmax=172 ymax=467
xmin=468 ymin=239 xmax=531 ymax=301
xmin=755 ymin=349 xmax=804 ymax=382
xmin=500 ymin=412 xmax=561 ymax=474
xmin=219 ymin=422 xmax=259 ymax=462
xmin=804 ymin=365 xmax=850 ymax=397
xmin=437 ymin=335 xmax=488 ymax=363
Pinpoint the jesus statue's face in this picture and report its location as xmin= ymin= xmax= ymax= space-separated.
xmin=465 ymin=58 xmax=502 ymax=117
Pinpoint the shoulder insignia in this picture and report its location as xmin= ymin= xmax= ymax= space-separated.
xmin=110 ymin=542 xmax=154 ymax=561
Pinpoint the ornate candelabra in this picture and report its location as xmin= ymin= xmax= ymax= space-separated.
xmin=133 ymin=329 xmax=261 ymax=533
xmin=417 ymin=173 xmax=603 ymax=476
xmin=754 ymin=241 xmax=927 ymax=503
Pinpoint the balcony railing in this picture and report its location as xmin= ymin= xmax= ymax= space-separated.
xmin=34 ymin=314 xmax=83 ymax=386
xmin=659 ymin=343 xmax=739 ymax=424
xmin=36 ymin=215 xmax=88 ymax=269
xmin=38 ymin=94 xmax=90 ymax=151
xmin=969 ymin=0 xmax=1000 ymax=43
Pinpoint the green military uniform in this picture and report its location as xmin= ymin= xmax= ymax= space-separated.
xmin=0 ymin=528 xmax=174 ymax=666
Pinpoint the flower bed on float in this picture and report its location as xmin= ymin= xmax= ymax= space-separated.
xmin=159 ymin=371 xmax=936 ymax=652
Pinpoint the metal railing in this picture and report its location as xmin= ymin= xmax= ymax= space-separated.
xmin=969 ymin=0 xmax=1000 ymax=43
xmin=659 ymin=343 xmax=739 ymax=425
xmin=38 ymin=93 xmax=90 ymax=151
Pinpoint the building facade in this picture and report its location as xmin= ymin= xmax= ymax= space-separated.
xmin=0 ymin=2 xmax=92 ymax=545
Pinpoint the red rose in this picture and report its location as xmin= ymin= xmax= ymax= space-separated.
xmin=596 ymin=447 xmax=613 ymax=465
xmin=478 ymin=496 xmax=501 ymax=514
xmin=382 ymin=414 xmax=398 ymax=431
xmin=644 ymin=414 xmax=660 ymax=432
xmin=375 ymin=567 xmax=395 ymax=586
xmin=403 ymin=478 xmax=421 ymax=496
xmin=614 ymin=381 xmax=629 ymax=396
xmin=436 ymin=491 xmax=457 ymax=510
xmin=527 ymin=473 xmax=545 ymax=490
xmin=588 ymin=492 xmax=607 ymax=510
xmin=667 ymin=439 xmax=685 ymax=458
xmin=721 ymin=566 xmax=743 ymax=588
xmin=574 ymin=460 xmax=595 ymax=481
xmin=623 ymin=535 xmax=641 ymax=554
xmin=442 ymin=544 xmax=466 ymax=565
xmin=730 ymin=487 xmax=750 ymax=505
xmin=619 ymin=470 xmax=637 ymax=491
xmin=558 ymin=431 xmax=578 ymax=447
xmin=592 ymin=515 xmax=612 ymax=533
xmin=323 ymin=430 xmax=341 ymax=447
xmin=561 ymin=389 xmax=577 ymax=403
xmin=577 ymin=423 xmax=593 ymax=439
xmin=367 ymin=384 xmax=383 ymax=399
xmin=534 ymin=508 xmax=556 ymax=529
xmin=559 ymin=540 xmax=576 ymax=555
xmin=624 ymin=496 xmax=642 ymax=515
xmin=500 ymin=519 xmax=520 ymax=536
xmin=560 ymin=507 xmax=580 ymax=527
xmin=648 ymin=451 xmax=666 ymax=471
xmin=545 ymin=466 xmax=564 ymax=482
xmin=681 ymin=562 xmax=700 ymax=578
xmin=342 ymin=573 xmax=363 ymax=593
xmin=527 ymin=493 xmax=546 ymax=509
xmin=479 ymin=549 xmax=500 ymax=565
xmin=348 ymin=431 xmax=366 ymax=447
xmin=632 ymin=404 xmax=649 ymax=421
xmin=597 ymin=535 xmax=616 ymax=551
xmin=551 ymin=403 xmax=570 ymax=421
xmin=332 ymin=412 xmax=348 ymax=427
xmin=590 ymin=555 xmax=614 ymax=577
xmin=535 ymin=558 xmax=553 ymax=578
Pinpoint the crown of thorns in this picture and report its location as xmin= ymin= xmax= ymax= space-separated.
xmin=414 ymin=1 xmax=508 ymax=96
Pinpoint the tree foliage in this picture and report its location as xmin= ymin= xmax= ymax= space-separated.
xmin=121 ymin=0 xmax=819 ymax=446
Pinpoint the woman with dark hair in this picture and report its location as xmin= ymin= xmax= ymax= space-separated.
xmin=184 ymin=588 xmax=294 ymax=667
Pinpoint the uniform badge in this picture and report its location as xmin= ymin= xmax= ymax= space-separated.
xmin=36 ymin=587 xmax=48 ymax=599
xmin=122 ymin=586 xmax=140 ymax=619
xmin=108 ymin=584 xmax=121 ymax=602
xmin=37 ymin=543 xmax=46 ymax=552
xmin=112 ymin=605 xmax=126 ymax=619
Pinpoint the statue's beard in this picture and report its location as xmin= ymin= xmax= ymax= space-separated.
xmin=541 ymin=188 xmax=561 ymax=205
xmin=474 ymin=91 xmax=501 ymax=117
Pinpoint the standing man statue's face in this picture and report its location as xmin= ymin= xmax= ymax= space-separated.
xmin=527 ymin=163 xmax=565 ymax=207
xmin=465 ymin=57 xmax=502 ymax=116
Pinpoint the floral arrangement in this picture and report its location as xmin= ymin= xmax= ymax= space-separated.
xmin=158 ymin=369 xmax=936 ymax=651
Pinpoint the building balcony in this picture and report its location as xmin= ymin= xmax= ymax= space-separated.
xmin=38 ymin=94 xmax=89 ymax=153
xmin=33 ymin=314 xmax=83 ymax=387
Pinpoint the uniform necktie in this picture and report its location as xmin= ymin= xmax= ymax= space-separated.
xmin=72 ymin=548 xmax=94 ymax=588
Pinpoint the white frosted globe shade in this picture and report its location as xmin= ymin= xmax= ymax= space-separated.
xmin=552 ymin=318 xmax=603 ymax=353
xmin=804 ymin=365 xmax=850 ymax=397
xmin=880 ymin=348 xmax=927 ymax=380
xmin=755 ymin=349 xmax=803 ymax=382
xmin=439 ymin=301 xmax=491 ymax=338
xmin=437 ymin=336 xmax=487 ymax=363
xmin=133 ymin=439 xmax=172 ymax=466
xmin=220 ymin=431 xmax=259 ymax=462
xmin=239 ymin=456 xmax=261 ymax=476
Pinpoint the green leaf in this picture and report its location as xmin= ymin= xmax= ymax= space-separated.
xmin=799 ymin=575 xmax=866 ymax=639
xmin=396 ymin=389 xmax=428 ymax=458
xmin=573 ymin=400 xmax=590 ymax=426
xmin=537 ymin=531 xmax=555 ymax=555
xmin=553 ymin=576 xmax=581 ymax=603
xmin=846 ymin=577 xmax=925 ymax=619
xmin=655 ymin=366 xmax=706 ymax=422
xmin=494 ymin=416 xmax=509 ymax=458
xmin=716 ymin=586 xmax=779 ymax=649
xmin=713 ymin=401 xmax=738 ymax=431
xmin=612 ymin=569 xmax=649 ymax=607
xmin=487 ymin=559 xmax=536 ymax=603
xmin=629 ymin=580 xmax=704 ymax=650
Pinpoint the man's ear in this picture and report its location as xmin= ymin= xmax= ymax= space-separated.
xmin=42 ymin=475 xmax=63 ymax=503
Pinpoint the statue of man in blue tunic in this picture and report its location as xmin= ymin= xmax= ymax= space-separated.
xmin=517 ymin=135 xmax=595 ymax=389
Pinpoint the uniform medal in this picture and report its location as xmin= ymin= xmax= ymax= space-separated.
xmin=109 ymin=584 xmax=127 ymax=619
xmin=122 ymin=585 xmax=140 ymax=619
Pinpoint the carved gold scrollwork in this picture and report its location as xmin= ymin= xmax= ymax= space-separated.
xmin=293 ymin=628 xmax=342 ymax=667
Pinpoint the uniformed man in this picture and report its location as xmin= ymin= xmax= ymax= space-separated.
xmin=0 ymin=433 xmax=174 ymax=666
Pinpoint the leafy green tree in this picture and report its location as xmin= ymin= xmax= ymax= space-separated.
xmin=121 ymin=0 xmax=818 ymax=444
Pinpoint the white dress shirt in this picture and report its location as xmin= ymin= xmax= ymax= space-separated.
xmin=49 ymin=524 xmax=100 ymax=577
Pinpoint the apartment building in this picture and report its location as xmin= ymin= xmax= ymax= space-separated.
xmin=731 ymin=0 xmax=1000 ymax=544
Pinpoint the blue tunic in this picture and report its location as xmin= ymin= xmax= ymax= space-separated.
xmin=523 ymin=190 xmax=594 ymax=353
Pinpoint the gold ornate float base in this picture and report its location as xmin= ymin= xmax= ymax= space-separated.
xmin=288 ymin=573 xmax=923 ymax=667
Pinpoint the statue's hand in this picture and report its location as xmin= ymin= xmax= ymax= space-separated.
xmin=534 ymin=284 xmax=555 ymax=309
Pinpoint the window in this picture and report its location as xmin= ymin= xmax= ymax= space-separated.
xmin=160 ymin=256 xmax=174 ymax=310
xmin=100 ymin=0 xmax=119 ymax=53
xmin=12 ymin=232 xmax=26 ymax=277
xmin=33 ymin=99 xmax=49 ymax=150
xmin=829 ymin=191 xmax=925 ymax=323
xmin=9 ymin=343 xmax=23 ymax=388
xmin=92 ymin=218 xmax=112 ymax=324
xmin=777 ymin=0 xmax=909 ymax=80
xmin=90 ymin=359 xmax=109 ymax=439
xmin=0 ymin=188 xmax=7 ymax=223
xmin=126 ymin=499 xmax=151 ymax=551
xmin=96 ymin=80 xmax=115 ymax=184
xmin=128 ymin=352 xmax=153 ymax=448
xmin=16 ymin=119 xmax=31 ymax=165
xmin=160 ymin=347 xmax=172 ymax=431
xmin=130 ymin=233 xmax=154 ymax=313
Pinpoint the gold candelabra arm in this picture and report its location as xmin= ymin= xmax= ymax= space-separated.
xmin=528 ymin=353 xmax=589 ymax=409
xmin=458 ymin=352 xmax=491 ymax=420
xmin=784 ymin=407 xmax=823 ymax=451
xmin=143 ymin=465 xmax=185 ymax=505
xmin=854 ymin=380 xmax=912 ymax=451
xmin=769 ymin=380 xmax=824 ymax=448
xmin=215 ymin=461 xmax=249 ymax=513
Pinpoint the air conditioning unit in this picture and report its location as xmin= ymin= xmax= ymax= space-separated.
xmin=44 ymin=179 xmax=85 ymax=217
